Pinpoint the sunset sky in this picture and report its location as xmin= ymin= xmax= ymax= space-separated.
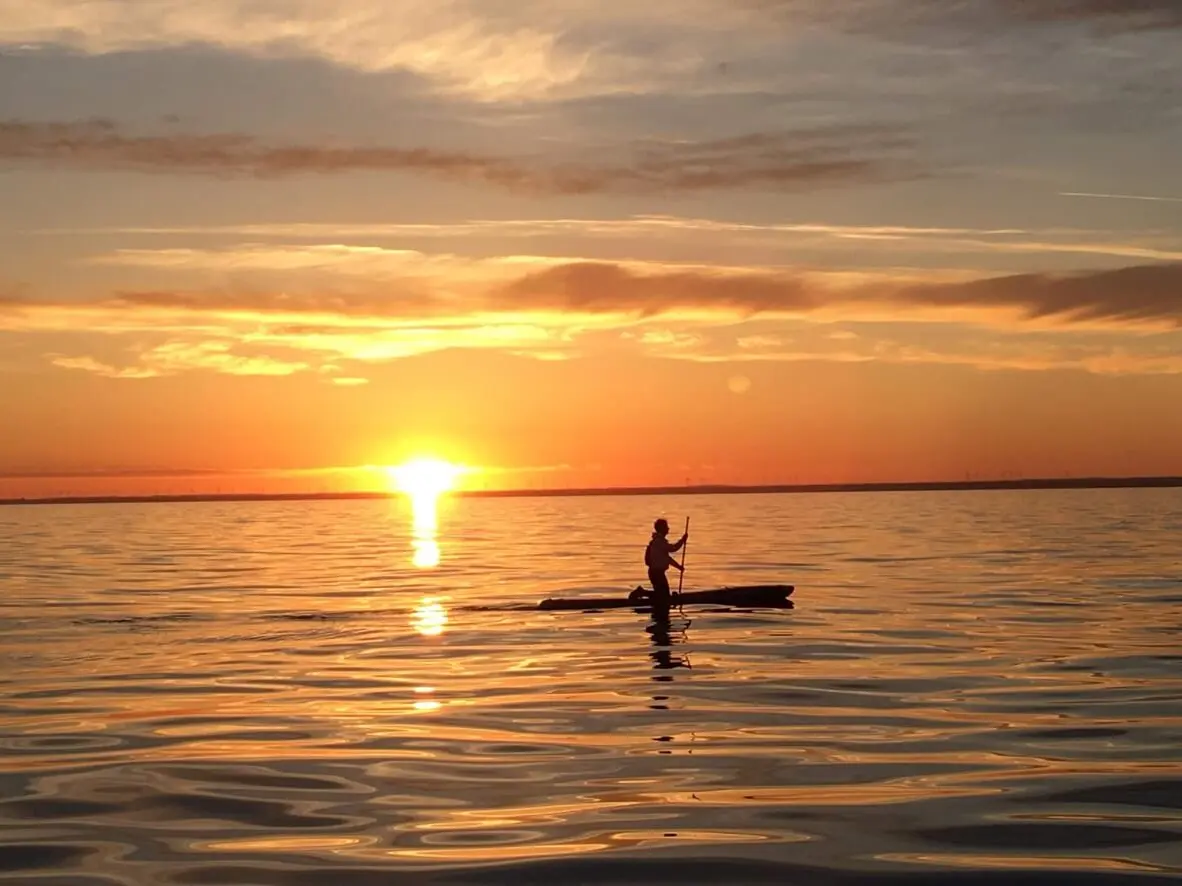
xmin=2 ymin=0 xmax=1181 ymax=497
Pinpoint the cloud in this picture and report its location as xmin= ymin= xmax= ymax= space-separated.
xmin=87 ymin=246 xmax=569 ymax=297
xmin=6 ymin=259 xmax=1181 ymax=380
xmin=0 ymin=467 xmax=231 ymax=480
xmin=997 ymin=0 xmax=1182 ymax=30
xmin=889 ymin=263 xmax=1182 ymax=326
xmin=0 ymin=463 xmax=358 ymax=482
xmin=7 ymin=259 xmax=1182 ymax=331
xmin=0 ymin=118 xmax=914 ymax=193
xmin=0 ymin=460 xmax=578 ymax=483
xmin=27 ymin=217 xmax=1036 ymax=240
xmin=0 ymin=0 xmax=601 ymax=101
xmin=34 ymin=217 xmax=1180 ymax=275
xmin=89 ymin=244 xmax=436 ymax=272
xmin=500 ymin=260 xmax=1182 ymax=327
xmin=48 ymin=355 xmax=158 ymax=378
xmin=2 ymin=0 xmax=1175 ymax=111
xmin=1061 ymin=191 xmax=1182 ymax=204
xmin=109 ymin=287 xmax=450 ymax=318
xmin=50 ymin=341 xmax=310 ymax=378
xmin=136 ymin=340 xmax=311 ymax=376
xmin=0 ymin=117 xmax=529 ymax=186
xmin=622 ymin=315 xmax=1182 ymax=375
xmin=552 ymin=128 xmax=915 ymax=194
xmin=12 ymin=294 xmax=604 ymax=376
xmin=502 ymin=261 xmax=817 ymax=317
xmin=749 ymin=0 xmax=1182 ymax=33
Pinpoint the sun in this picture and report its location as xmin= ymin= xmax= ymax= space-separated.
xmin=386 ymin=457 xmax=466 ymax=498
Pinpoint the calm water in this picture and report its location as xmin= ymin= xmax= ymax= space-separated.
xmin=2 ymin=488 xmax=1181 ymax=885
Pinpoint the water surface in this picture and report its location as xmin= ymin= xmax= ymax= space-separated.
xmin=2 ymin=488 xmax=1181 ymax=884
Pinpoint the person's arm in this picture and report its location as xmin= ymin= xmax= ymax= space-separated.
xmin=669 ymin=533 xmax=687 ymax=552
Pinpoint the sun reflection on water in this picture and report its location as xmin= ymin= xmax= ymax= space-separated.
xmin=410 ymin=494 xmax=441 ymax=569
xmin=413 ymin=598 xmax=448 ymax=637
xmin=412 ymin=686 xmax=442 ymax=712
xmin=387 ymin=458 xmax=466 ymax=569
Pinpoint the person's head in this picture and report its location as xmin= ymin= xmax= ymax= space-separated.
xmin=653 ymin=517 xmax=669 ymax=536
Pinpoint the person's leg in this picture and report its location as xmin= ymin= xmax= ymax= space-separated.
xmin=649 ymin=568 xmax=671 ymax=608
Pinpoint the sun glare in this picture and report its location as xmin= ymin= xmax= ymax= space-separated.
xmin=387 ymin=458 xmax=466 ymax=498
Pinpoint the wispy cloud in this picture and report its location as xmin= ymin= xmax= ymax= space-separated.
xmin=0 ymin=461 xmax=578 ymax=483
xmin=0 ymin=467 xmax=233 ymax=480
xmin=88 ymin=245 xmax=439 ymax=272
xmin=127 ymin=236 xmax=1182 ymax=268
xmin=0 ymin=118 xmax=529 ymax=186
xmin=7 ymin=259 xmax=1181 ymax=331
xmin=0 ymin=0 xmax=604 ymax=100
xmin=998 ymin=0 xmax=1182 ymax=30
xmin=0 ymin=463 xmax=354 ymax=482
xmin=891 ymin=263 xmax=1182 ymax=326
xmin=50 ymin=342 xmax=309 ymax=378
xmin=751 ymin=0 xmax=1182 ymax=32
xmin=1061 ymin=191 xmax=1182 ymax=204
xmin=142 ymin=341 xmax=310 ymax=377
xmin=5 ymin=294 xmax=611 ymax=377
xmin=500 ymin=260 xmax=1182 ymax=327
xmin=0 ymin=119 xmax=912 ymax=193
xmin=48 ymin=355 xmax=158 ymax=379
xmin=26 ymin=217 xmax=1035 ymax=240
xmin=3 ymin=0 xmax=1177 ymax=110
xmin=4 ymin=259 xmax=1181 ymax=382
xmin=48 ymin=218 xmax=1182 ymax=276
xmin=623 ymin=316 xmax=1182 ymax=375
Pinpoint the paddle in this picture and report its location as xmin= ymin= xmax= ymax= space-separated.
xmin=677 ymin=516 xmax=689 ymax=595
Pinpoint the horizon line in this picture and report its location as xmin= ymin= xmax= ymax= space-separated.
xmin=2 ymin=474 xmax=1181 ymax=507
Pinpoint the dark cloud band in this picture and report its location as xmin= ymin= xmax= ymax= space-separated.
xmin=6 ymin=259 xmax=1180 ymax=326
xmin=0 ymin=118 xmax=915 ymax=194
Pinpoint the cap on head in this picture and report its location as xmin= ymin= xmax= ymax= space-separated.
xmin=653 ymin=517 xmax=669 ymax=534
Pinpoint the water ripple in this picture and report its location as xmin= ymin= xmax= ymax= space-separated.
xmin=1 ymin=488 xmax=1181 ymax=883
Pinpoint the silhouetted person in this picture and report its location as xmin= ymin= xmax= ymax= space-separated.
xmin=643 ymin=517 xmax=687 ymax=612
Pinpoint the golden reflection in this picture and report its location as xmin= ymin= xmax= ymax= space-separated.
xmin=399 ymin=842 xmax=612 ymax=862
xmin=410 ymin=493 xmax=441 ymax=568
xmin=203 ymin=836 xmax=370 ymax=852
xmin=879 ymin=853 xmax=1160 ymax=873
xmin=402 ymin=479 xmax=441 ymax=569
xmin=412 ymin=685 xmax=441 ymax=712
xmin=627 ymin=829 xmax=782 ymax=845
xmin=413 ymin=538 xmax=440 ymax=569
xmin=388 ymin=457 xmax=467 ymax=569
xmin=412 ymin=599 xmax=448 ymax=636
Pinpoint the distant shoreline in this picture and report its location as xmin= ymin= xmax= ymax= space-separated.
xmin=2 ymin=475 xmax=1180 ymax=507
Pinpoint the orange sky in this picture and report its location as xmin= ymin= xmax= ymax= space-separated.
xmin=2 ymin=1 xmax=1181 ymax=498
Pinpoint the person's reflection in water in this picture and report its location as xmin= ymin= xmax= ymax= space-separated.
xmin=645 ymin=609 xmax=693 ymax=754
xmin=647 ymin=610 xmax=691 ymax=676
xmin=647 ymin=609 xmax=690 ymax=704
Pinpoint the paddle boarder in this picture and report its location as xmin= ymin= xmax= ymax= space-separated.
xmin=644 ymin=517 xmax=688 ymax=609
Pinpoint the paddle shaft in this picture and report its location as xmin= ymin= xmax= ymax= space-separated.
xmin=677 ymin=516 xmax=689 ymax=594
